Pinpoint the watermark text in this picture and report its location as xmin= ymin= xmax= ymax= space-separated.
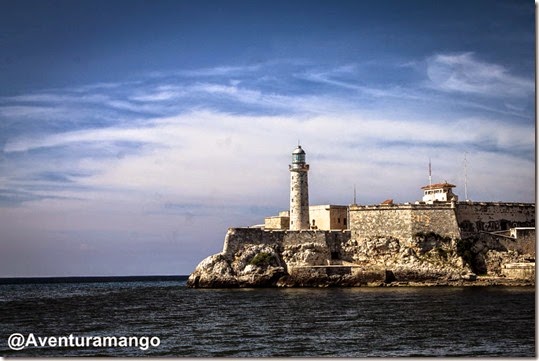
xmin=8 ymin=333 xmax=160 ymax=351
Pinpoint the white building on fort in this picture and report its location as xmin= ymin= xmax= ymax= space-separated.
xmin=421 ymin=182 xmax=458 ymax=204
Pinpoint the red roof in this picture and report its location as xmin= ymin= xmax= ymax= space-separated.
xmin=421 ymin=182 xmax=456 ymax=190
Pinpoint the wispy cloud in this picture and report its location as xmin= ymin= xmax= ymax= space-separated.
xmin=0 ymin=56 xmax=534 ymax=213
xmin=3 ymin=125 xmax=162 ymax=153
xmin=425 ymin=52 xmax=534 ymax=98
xmin=2 ymin=109 xmax=533 ymax=208
xmin=174 ymin=64 xmax=263 ymax=77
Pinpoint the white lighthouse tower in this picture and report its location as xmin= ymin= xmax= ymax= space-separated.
xmin=289 ymin=145 xmax=310 ymax=230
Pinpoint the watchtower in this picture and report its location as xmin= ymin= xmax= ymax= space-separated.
xmin=289 ymin=145 xmax=310 ymax=230
xmin=421 ymin=182 xmax=458 ymax=204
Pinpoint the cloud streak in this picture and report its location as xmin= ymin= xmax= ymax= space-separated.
xmin=2 ymin=108 xmax=533 ymax=206
xmin=426 ymin=52 xmax=534 ymax=98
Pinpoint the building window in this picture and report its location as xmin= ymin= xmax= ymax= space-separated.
xmin=338 ymin=218 xmax=341 ymax=224
xmin=344 ymin=218 xmax=347 ymax=227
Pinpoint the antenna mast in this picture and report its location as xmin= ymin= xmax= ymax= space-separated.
xmin=428 ymin=158 xmax=432 ymax=188
xmin=464 ymin=152 xmax=469 ymax=201
xmin=353 ymin=184 xmax=357 ymax=205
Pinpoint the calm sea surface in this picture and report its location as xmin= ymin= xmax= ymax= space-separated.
xmin=0 ymin=278 xmax=535 ymax=357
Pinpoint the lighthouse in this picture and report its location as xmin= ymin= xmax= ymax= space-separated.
xmin=289 ymin=145 xmax=310 ymax=230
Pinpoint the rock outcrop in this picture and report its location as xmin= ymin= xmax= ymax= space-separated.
xmin=187 ymin=225 xmax=536 ymax=288
xmin=188 ymin=244 xmax=286 ymax=288
xmin=186 ymin=228 xmax=501 ymax=288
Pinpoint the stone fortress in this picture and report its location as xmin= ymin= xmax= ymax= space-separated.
xmin=187 ymin=146 xmax=535 ymax=287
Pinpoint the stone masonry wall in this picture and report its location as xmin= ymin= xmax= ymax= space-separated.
xmin=349 ymin=203 xmax=461 ymax=241
xmin=410 ymin=206 xmax=460 ymax=239
xmin=456 ymin=202 xmax=535 ymax=238
xmin=349 ymin=205 xmax=412 ymax=241
xmin=222 ymin=228 xmax=285 ymax=256
xmin=513 ymin=229 xmax=536 ymax=255
xmin=222 ymin=227 xmax=350 ymax=260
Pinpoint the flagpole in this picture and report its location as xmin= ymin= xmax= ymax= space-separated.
xmin=464 ymin=152 xmax=468 ymax=201
xmin=428 ymin=158 xmax=432 ymax=188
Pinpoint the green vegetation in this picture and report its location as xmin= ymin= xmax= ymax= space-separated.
xmin=249 ymin=252 xmax=274 ymax=267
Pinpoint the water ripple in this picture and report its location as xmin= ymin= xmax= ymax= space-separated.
xmin=0 ymin=282 xmax=534 ymax=357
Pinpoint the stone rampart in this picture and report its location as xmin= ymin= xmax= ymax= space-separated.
xmin=511 ymin=228 xmax=536 ymax=254
xmin=349 ymin=203 xmax=460 ymax=241
xmin=410 ymin=205 xmax=460 ymax=239
xmin=222 ymin=227 xmax=350 ymax=259
xmin=349 ymin=205 xmax=412 ymax=240
xmin=456 ymin=202 xmax=535 ymax=238
xmin=222 ymin=228 xmax=285 ymax=256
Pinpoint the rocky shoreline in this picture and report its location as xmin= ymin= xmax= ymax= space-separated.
xmin=372 ymin=277 xmax=534 ymax=288
xmin=187 ymin=258 xmax=534 ymax=288
xmin=187 ymin=228 xmax=535 ymax=289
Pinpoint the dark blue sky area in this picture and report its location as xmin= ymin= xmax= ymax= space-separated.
xmin=0 ymin=0 xmax=533 ymax=95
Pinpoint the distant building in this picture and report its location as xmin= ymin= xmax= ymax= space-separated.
xmin=264 ymin=211 xmax=290 ymax=230
xmin=264 ymin=206 xmax=348 ymax=231
xmin=309 ymin=205 xmax=348 ymax=230
xmin=421 ymin=182 xmax=458 ymax=204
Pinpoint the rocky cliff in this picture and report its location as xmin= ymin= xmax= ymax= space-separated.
xmin=187 ymin=228 xmax=487 ymax=288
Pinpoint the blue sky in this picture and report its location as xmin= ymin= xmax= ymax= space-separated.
xmin=0 ymin=0 xmax=535 ymax=277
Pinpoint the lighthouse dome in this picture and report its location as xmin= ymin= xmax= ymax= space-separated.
xmin=292 ymin=145 xmax=305 ymax=154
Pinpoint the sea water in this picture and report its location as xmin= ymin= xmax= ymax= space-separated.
xmin=0 ymin=278 xmax=535 ymax=357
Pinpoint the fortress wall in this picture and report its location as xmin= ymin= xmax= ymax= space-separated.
xmin=349 ymin=204 xmax=461 ymax=241
xmin=349 ymin=206 xmax=412 ymax=240
xmin=222 ymin=227 xmax=350 ymax=257
xmin=410 ymin=206 xmax=460 ymax=239
xmin=513 ymin=229 xmax=536 ymax=254
xmin=282 ymin=230 xmax=328 ymax=247
xmin=282 ymin=230 xmax=332 ymax=266
xmin=481 ymin=232 xmax=536 ymax=256
xmin=324 ymin=230 xmax=352 ymax=255
xmin=456 ymin=202 xmax=535 ymax=237
xmin=222 ymin=228 xmax=285 ymax=256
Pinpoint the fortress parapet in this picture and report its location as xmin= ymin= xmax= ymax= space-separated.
xmin=455 ymin=201 xmax=535 ymax=237
xmin=348 ymin=201 xmax=535 ymax=241
xmin=349 ymin=202 xmax=460 ymax=241
xmin=221 ymin=227 xmax=350 ymax=260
